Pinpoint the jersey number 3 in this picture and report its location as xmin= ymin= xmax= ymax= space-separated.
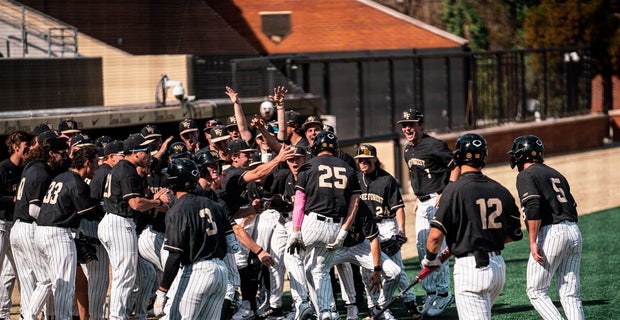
xmin=476 ymin=198 xmax=503 ymax=230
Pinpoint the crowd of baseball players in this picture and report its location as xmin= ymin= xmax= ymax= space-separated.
xmin=0 ymin=85 xmax=585 ymax=320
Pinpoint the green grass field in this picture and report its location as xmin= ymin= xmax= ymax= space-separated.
xmin=319 ymin=207 xmax=620 ymax=319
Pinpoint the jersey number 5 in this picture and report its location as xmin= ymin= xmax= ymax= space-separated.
xmin=318 ymin=165 xmax=347 ymax=189
xmin=476 ymin=198 xmax=503 ymax=230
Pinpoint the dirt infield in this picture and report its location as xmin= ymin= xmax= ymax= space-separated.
xmin=400 ymin=143 xmax=620 ymax=260
xmin=8 ymin=144 xmax=620 ymax=319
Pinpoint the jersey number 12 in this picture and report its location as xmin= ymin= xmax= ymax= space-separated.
xmin=476 ymin=198 xmax=503 ymax=230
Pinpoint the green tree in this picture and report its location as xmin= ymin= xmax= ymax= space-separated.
xmin=524 ymin=0 xmax=620 ymax=111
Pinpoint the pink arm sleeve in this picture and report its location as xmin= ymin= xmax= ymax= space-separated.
xmin=292 ymin=189 xmax=306 ymax=229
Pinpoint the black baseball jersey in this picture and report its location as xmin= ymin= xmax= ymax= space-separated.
xmin=163 ymin=193 xmax=231 ymax=265
xmin=295 ymin=155 xmax=361 ymax=218
xmin=88 ymin=162 xmax=112 ymax=222
xmin=358 ymin=168 xmax=405 ymax=220
xmin=143 ymin=170 xmax=167 ymax=233
xmin=218 ymin=166 xmax=250 ymax=216
xmin=102 ymin=160 xmax=145 ymax=218
xmin=37 ymin=171 xmax=98 ymax=228
xmin=0 ymin=159 xmax=23 ymax=221
xmin=14 ymin=160 xmax=54 ymax=223
xmin=267 ymin=168 xmax=293 ymax=213
xmin=90 ymin=163 xmax=111 ymax=201
xmin=516 ymin=163 xmax=578 ymax=226
xmin=194 ymin=184 xmax=218 ymax=202
xmin=343 ymin=202 xmax=379 ymax=247
xmin=431 ymin=172 xmax=522 ymax=257
xmin=403 ymin=134 xmax=454 ymax=196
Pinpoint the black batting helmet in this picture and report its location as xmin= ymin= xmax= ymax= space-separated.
xmin=508 ymin=135 xmax=544 ymax=169
xmin=311 ymin=130 xmax=338 ymax=155
xmin=166 ymin=158 xmax=200 ymax=192
xmin=194 ymin=148 xmax=221 ymax=175
xmin=453 ymin=133 xmax=488 ymax=168
xmin=168 ymin=142 xmax=191 ymax=159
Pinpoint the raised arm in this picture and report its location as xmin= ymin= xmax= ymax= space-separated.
xmin=225 ymin=86 xmax=253 ymax=142
xmin=269 ymin=86 xmax=288 ymax=142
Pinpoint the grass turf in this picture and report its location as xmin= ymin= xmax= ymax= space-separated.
xmin=281 ymin=207 xmax=620 ymax=319
xmin=385 ymin=206 xmax=620 ymax=319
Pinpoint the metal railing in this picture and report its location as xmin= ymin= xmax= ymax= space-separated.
xmin=230 ymin=47 xmax=591 ymax=138
xmin=0 ymin=0 xmax=78 ymax=57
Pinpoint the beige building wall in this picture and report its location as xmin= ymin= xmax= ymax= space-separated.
xmin=78 ymin=33 xmax=190 ymax=107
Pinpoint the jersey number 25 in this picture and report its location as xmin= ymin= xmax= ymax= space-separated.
xmin=318 ymin=165 xmax=347 ymax=189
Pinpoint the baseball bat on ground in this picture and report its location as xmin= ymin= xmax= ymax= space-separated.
xmin=371 ymin=247 xmax=451 ymax=320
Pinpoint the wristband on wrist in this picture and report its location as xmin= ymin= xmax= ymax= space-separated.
xmin=374 ymin=266 xmax=383 ymax=272
xmin=157 ymin=198 xmax=163 ymax=206
xmin=256 ymin=247 xmax=264 ymax=255
xmin=425 ymin=250 xmax=437 ymax=260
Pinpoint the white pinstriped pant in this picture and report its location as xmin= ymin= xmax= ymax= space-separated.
xmin=0 ymin=220 xmax=16 ymax=319
xmin=255 ymin=209 xmax=289 ymax=309
xmin=527 ymin=221 xmax=584 ymax=320
xmin=10 ymin=220 xmax=52 ymax=318
xmin=300 ymin=211 xmax=341 ymax=315
xmin=362 ymin=218 xmax=416 ymax=308
xmin=453 ymin=253 xmax=505 ymax=320
xmin=133 ymin=226 xmax=164 ymax=319
xmin=332 ymin=239 xmax=402 ymax=309
xmin=79 ymin=219 xmax=110 ymax=320
xmin=32 ymin=226 xmax=77 ymax=320
xmin=415 ymin=194 xmax=450 ymax=294
xmin=98 ymin=213 xmax=138 ymax=320
xmin=163 ymin=258 xmax=228 ymax=319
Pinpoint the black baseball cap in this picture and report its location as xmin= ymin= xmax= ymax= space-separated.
xmin=354 ymin=144 xmax=377 ymax=159
xmin=248 ymin=152 xmax=262 ymax=168
xmin=210 ymin=125 xmax=231 ymax=143
xmin=286 ymin=110 xmax=305 ymax=127
xmin=70 ymin=133 xmax=95 ymax=148
xmin=33 ymin=123 xmax=54 ymax=136
xmin=37 ymin=129 xmax=68 ymax=145
xmin=124 ymin=133 xmax=155 ymax=153
xmin=226 ymin=116 xmax=239 ymax=129
xmin=141 ymin=124 xmax=162 ymax=140
xmin=179 ymin=119 xmax=199 ymax=135
xmin=301 ymin=115 xmax=323 ymax=131
xmin=58 ymin=119 xmax=81 ymax=134
xmin=95 ymin=136 xmax=112 ymax=148
xmin=226 ymin=139 xmax=257 ymax=155
xmin=104 ymin=140 xmax=125 ymax=156
xmin=203 ymin=119 xmax=222 ymax=133
xmin=397 ymin=108 xmax=424 ymax=124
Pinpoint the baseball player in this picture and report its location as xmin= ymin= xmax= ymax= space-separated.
xmin=508 ymin=135 xmax=585 ymax=320
xmin=329 ymin=200 xmax=404 ymax=320
xmin=398 ymin=108 xmax=459 ymax=316
xmin=353 ymin=144 xmax=422 ymax=319
xmin=99 ymin=133 xmax=171 ymax=320
xmin=287 ymin=130 xmax=361 ymax=320
xmin=178 ymin=119 xmax=202 ymax=154
xmin=423 ymin=133 xmax=523 ymax=320
xmin=0 ymin=130 xmax=32 ymax=319
xmin=153 ymin=158 xmax=232 ymax=319
xmin=82 ymin=140 xmax=125 ymax=319
xmin=12 ymin=130 xmax=68 ymax=319
xmin=28 ymin=145 xmax=101 ymax=320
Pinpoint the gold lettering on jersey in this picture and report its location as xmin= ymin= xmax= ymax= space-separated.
xmin=360 ymin=193 xmax=384 ymax=203
xmin=407 ymin=158 xmax=425 ymax=168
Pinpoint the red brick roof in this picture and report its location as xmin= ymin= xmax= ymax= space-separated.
xmin=224 ymin=0 xmax=467 ymax=53
xmin=20 ymin=0 xmax=466 ymax=55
